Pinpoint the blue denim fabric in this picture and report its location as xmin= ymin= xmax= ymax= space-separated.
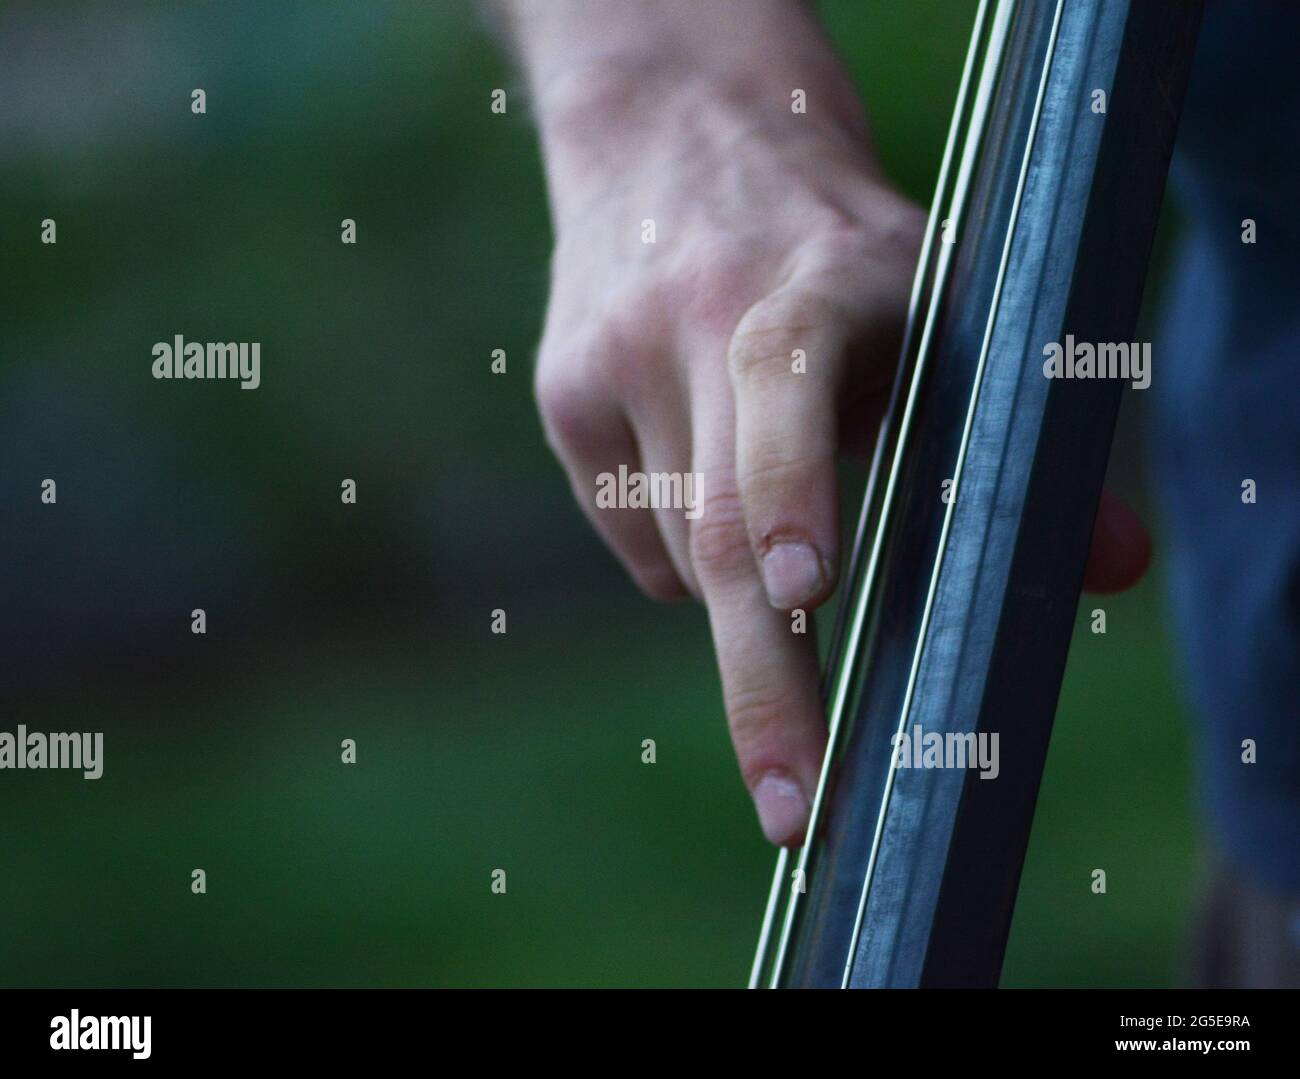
xmin=1154 ymin=1 xmax=1300 ymax=891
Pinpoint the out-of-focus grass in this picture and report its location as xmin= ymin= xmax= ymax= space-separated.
xmin=0 ymin=570 xmax=1192 ymax=987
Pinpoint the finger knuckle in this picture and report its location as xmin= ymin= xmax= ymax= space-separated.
xmin=534 ymin=368 xmax=596 ymax=453
xmin=727 ymin=329 xmax=788 ymax=383
xmin=629 ymin=561 xmax=689 ymax=603
xmin=679 ymin=257 xmax=758 ymax=336
xmin=728 ymin=295 xmax=829 ymax=382
xmin=739 ymin=447 xmax=828 ymax=497
xmin=806 ymin=208 xmax=923 ymax=270
xmin=724 ymin=686 xmax=791 ymax=770
xmin=803 ymin=225 xmax=879 ymax=267
xmin=688 ymin=487 xmax=753 ymax=578
xmin=587 ymin=319 xmax=651 ymax=401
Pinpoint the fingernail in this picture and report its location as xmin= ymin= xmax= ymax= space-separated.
xmin=752 ymin=772 xmax=811 ymax=846
xmin=761 ymin=540 xmax=824 ymax=610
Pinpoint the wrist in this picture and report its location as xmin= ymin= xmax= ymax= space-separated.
xmin=516 ymin=4 xmax=870 ymax=144
xmin=535 ymin=51 xmax=873 ymax=226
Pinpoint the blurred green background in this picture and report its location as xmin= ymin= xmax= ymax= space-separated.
xmin=0 ymin=0 xmax=1194 ymax=986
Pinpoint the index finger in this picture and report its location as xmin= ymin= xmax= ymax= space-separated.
xmin=687 ymin=367 xmax=827 ymax=846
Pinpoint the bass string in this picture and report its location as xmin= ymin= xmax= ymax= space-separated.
xmin=747 ymin=845 xmax=789 ymax=988
xmin=747 ymin=0 xmax=1001 ymax=989
xmin=838 ymin=0 xmax=1067 ymax=989
xmin=766 ymin=0 xmax=1018 ymax=991
xmin=817 ymin=0 xmax=996 ymax=702
xmin=758 ymin=0 xmax=1010 ymax=991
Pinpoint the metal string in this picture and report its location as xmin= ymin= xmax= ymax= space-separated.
xmin=747 ymin=0 xmax=1001 ymax=989
xmin=766 ymin=0 xmax=1018 ymax=990
xmin=838 ymin=0 xmax=1067 ymax=988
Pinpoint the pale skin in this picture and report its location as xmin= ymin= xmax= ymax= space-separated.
xmin=487 ymin=0 xmax=1150 ymax=845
